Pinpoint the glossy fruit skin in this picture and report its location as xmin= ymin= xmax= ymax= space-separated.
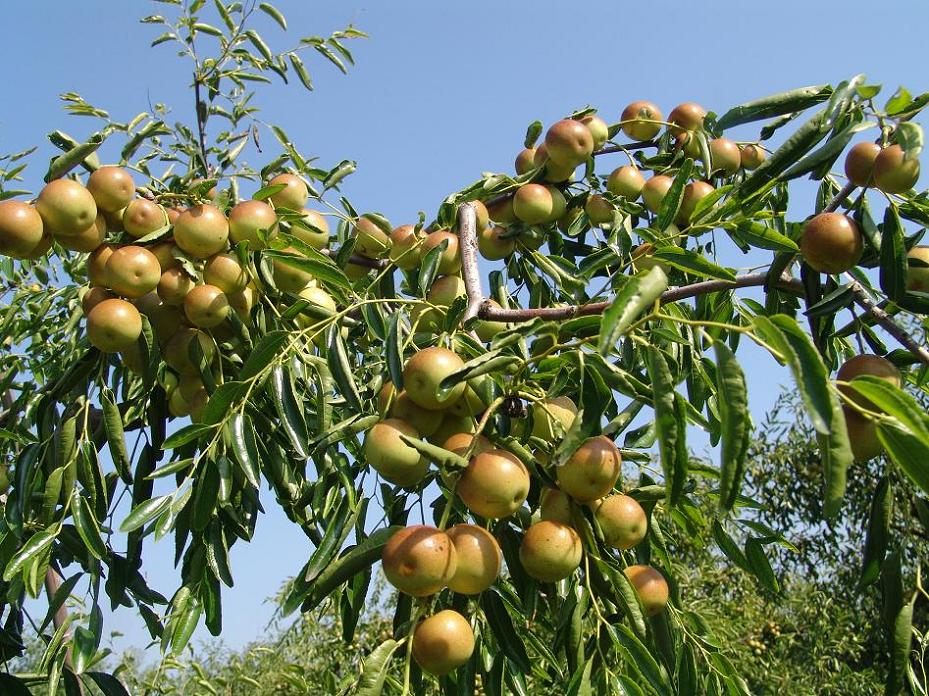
xmin=0 ymin=200 xmax=45 ymax=258
xmin=547 ymin=186 xmax=567 ymax=223
xmin=228 ymin=286 xmax=257 ymax=324
xmin=296 ymin=285 xmax=337 ymax=333
xmin=676 ymin=181 xmax=715 ymax=225
xmin=268 ymin=173 xmax=309 ymax=210
xmin=624 ymin=564 xmax=670 ymax=616
xmin=596 ymin=494 xmax=648 ymax=549
xmin=56 ymin=212 xmax=106 ymax=252
xmin=427 ymin=274 xmax=466 ymax=308
xmin=632 ymin=243 xmax=671 ymax=274
xmin=364 ymin=418 xmax=429 ymax=486
xmin=539 ymin=487 xmax=573 ymax=524
xmin=184 ymin=284 xmax=230 ymax=328
xmin=106 ymin=245 xmax=161 ymax=298
xmin=874 ymin=144 xmax=920 ymax=194
xmin=621 ymin=101 xmax=663 ymax=141
xmin=389 ymin=224 xmax=424 ymax=270
xmin=379 ymin=383 xmax=443 ymax=437
xmin=81 ymin=286 xmax=114 ymax=315
xmin=163 ymin=328 xmax=215 ymax=375
xmin=844 ymin=142 xmax=881 ymax=187
xmin=203 ymin=253 xmax=248 ymax=294
xmin=519 ymin=520 xmax=582 ymax=582
xmin=642 ymin=175 xmax=674 ymax=213
xmin=87 ymin=298 xmax=142 ymax=352
xmin=149 ymin=241 xmax=178 ymax=272
xmin=515 ymin=147 xmax=538 ymax=174
xmin=843 ymin=407 xmax=883 ymax=462
xmin=558 ymin=435 xmax=622 ymax=502
xmin=585 ymin=194 xmax=613 ymax=225
xmin=709 ymin=138 xmax=741 ymax=176
xmin=122 ymin=199 xmax=167 ymax=239
xmin=36 ymin=179 xmax=97 ymax=236
xmin=581 ymin=114 xmax=609 ymax=150
xmin=458 ymin=449 xmax=530 ymax=519
xmin=422 ymin=230 xmax=461 ymax=275
xmin=428 ymin=413 xmax=476 ymax=446
xmin=487 ymin=196 xmax=517 ymax=224
xmin=531 ymin=396 xmax=577 ymax=442
xmin=355 ymin=217 xmax=391 ymax=259
xmin=86 ymin=166 xmax=135 ymax=212
xmin=607 ymin=166 xmax=645 ymax=200
xmin=403 ymin=347 xmax=467 ymax=410
xmin=228 ymin=200 xmax=277 ymax=248
xmin=545 ymin=119 xmax=594 ymax=167
xmin=836 ymin=354 xmax=901 ymax=411
xmin=174 ymin=204 xmax=230 ymax=259
xmin=513 ymin=184 xmax=554 ymax=225
xmin=272 ymin=246 xmax=315 ymax=293
xmin=85 ymin=244 xmax=115 ymax=286
xmin=381 ymin=525 xmax=457 ymax=597
xmin=442 ymin=432 xmax=492 ymax=457
xmin=667 ymin=102 xmax=706 ymax=135
xmin=445 ymin=524 xmax=501 ymax=594
xmin=800 ymin=213 xmax=863 ymax=274
xmin=157 ymin=267 xmax=196 ymax=305
xmin=906 ymin=246 xmax=929 ymax=292
xmin=292 ymin=209 xmax=329 ymax=249
xmin=412 ymin=610 xmax=474 ymax=676
xmin=478 ymin=225 xmax=515 ymax=261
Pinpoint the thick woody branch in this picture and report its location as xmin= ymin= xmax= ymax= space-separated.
xmin=457 ymin=203 xmax=484 ymax=324
xmin=843 ymin=274 xmax=929 ymax=366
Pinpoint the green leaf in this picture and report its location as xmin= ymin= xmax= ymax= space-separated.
xmin=0 ymin=675 xmax=35 ymax=696
xmin=646 ymin=346 xmax=687 ymax=505
xmin=326 ymin=324 xmax=363 ymax=412
xmin=270 ymin=366 xmax=309 ymax=458
xmin=817 ymin=391 xmax=854 ymax=518
xmin=608 ymin=623 xmax=672 ymax=696
xmin=734 ymin=221 xmax=800 ymax=252
xmin=439 ymin=350 xmax=520 ymax=390
xmin=162 ymin=423 xmax=216 ymax=450
xmin=886 ymin=595 xmax=915 ymax=696
xmin=119 ymin=495 xmax=171 ymax=533
xmin=881 ymin=205 xmax=907 ymax=301
xmin=245 ymin=29 xmax=273 ymax=61
xmin=239 ymin=330 xmax=288 ymax=380
xmin=227 ymin=413 xmax=261 ymax=488
xmin=264 ymin=247 xmax=350 ymax=291
xmin=386 ymin=313 xmax=404 ymax=390
xmin=44 ymin=132 xmax=105 ymax=182
xmin=712 ymin=520 xmax=749 ymax=571
xmin=715 ymin=84 xmax=831 ymax=130
xmin=744 ymin=539 xmax=779 ymax=592
xmin=524 ymin=120 xmax=543 ymax=149
xmin=859 ymin=475 xmax=893 ymax=588
xmin=84 ymin=672 xmax=131 ymax=696
xmin=652 ymin=246 xmax=736 ymax=281
xmin=398 ymin=434 xmax=469 ymax=473
xmin=878 ymin=422 xmax=929 ymax=496
xmin=714 ymin=341 xmax=750 ymax=511
xmin=101 ymin=390 xmax=132 ymax=484
xmin=655 ymin=159 xmax=692 ymax=233
xmin=3 ymin=524 xmax=60 ymax=581
xmin=288 ymin=53 xmax=313 ymax=91
xmin=304 ymin=500 xmax=358 ymax=583
xmin=482 ymin=590 xmax=531 ymax=674
xmin=258 ymin=2 xmax=287 ymax=30
xmin=847 ymin=376 xmax=929 ymax=438
xmin=356 ymin=639 xmax=401 ymax=696
xmin=597 ymin=267 xmax=668 ymax=355
xmin=71 ymin=491 xmax=107 ymax=561
xmin=418 ymin=238 xmax=447 ymax=296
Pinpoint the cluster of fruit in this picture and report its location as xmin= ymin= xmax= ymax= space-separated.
xmin=747 ymin=621 xmax=783 ymax=657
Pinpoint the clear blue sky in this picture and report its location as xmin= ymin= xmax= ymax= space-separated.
xmin=2 ymin=0 xmax=927 ymax=660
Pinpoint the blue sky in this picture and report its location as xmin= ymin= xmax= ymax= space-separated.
xmin=2 ymin=0 xmax=927 ymax=660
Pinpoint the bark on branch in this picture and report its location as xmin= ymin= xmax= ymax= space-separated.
xmin=843 ymin=274 xmax=929 ymax=366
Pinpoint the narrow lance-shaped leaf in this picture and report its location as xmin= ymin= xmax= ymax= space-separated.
xmin=877 ymin=422 xmax=929 ymax=497
xmin=597 ymin=267 xmax=668 ymax=355
xmin=386 ymin=312 xmax=404 ymax=390
xmin=715 ymin=84 xmax=831 ymax=130
xmin=880 ymin=204 xmax=907 ymax=301
xmin=859 ymin=475 xmax=893 ymax=588
xmin=356 ymin=639 xmax=402 ymax=696
xmin=71 ymin=490 xmax=107 ymax=561
xmin=101 ymin=390 xmax=131 ymax=484
xmin=645 ymin=346 xmax=687 ymax=505
xmin=714 ymin=341 xmax=750 ymax=511
xmin=655 ymin=158 xmax=693 ymax=233
xmin=327 ymin=323 xmax=363 ymax=412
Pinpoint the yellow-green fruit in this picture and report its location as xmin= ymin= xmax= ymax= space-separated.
xmin=163 ymin=328 xmax=214 ymax=375
xmin=676 ymin=181 xmax=715 ymax=225
xmin=442 ymin=432 xmax=493 ymax=457
xmin=402 ymin=347 xmax=467 ymax=410
xmin=178 ymin=376 xmax=205 ymax=402
xmin=513 ymin=184 xmax=554 ymax=225
xmin=228 ymin=200 xmax=277 ymax=249
xmin=445 ymin=525 xmax=501 ymax=595
xmin=87 ymin=244 xmax=116 ymax=286
xmin=273 ymin=246 xmax=315 ymax=292
xmin=168 ymin=387 xmax=192 ymax=417
xmin=379 ymin=384 xmax=443 ymax=437
xmin=122 ymin=199 xmax=167 ymax=239
xmin=907 ymin=246 xmax=929 ymax=292
xmin=389 ymin=224 xmax=425 ymax=270
xmin=86 ymin=166 xmax=135 ymax=212
xmin=642 ymin=175 xmax=674 ymax=213
xmin=291 ymin=209 xmax=329 ymax=249
xmin=596 ymin=494 xmax=648 ymax=549
xmin=873 ymin=144 xmax=920 ymax=194
xmin=631 ymin=243 xmax=671 ymax=274
xmin=228 ymin=285 xmax=257 ymax=323
xmin=106 ymin=245 xmax=162 ymax=298
xmin=364 ymin=418 xmax=429 ymax=487
xmin=134 ymin=293 xmax=185 ymax=345
xmin=457 ymin=449 xmax=530 ymax=519
xmin=623 ymin=564 xmax=670 ymax=616
xmin=800 ymin=213 xmax=863 ymax=274
xmin=844 ymin=142 xmax=881 ymax=187
xmin=539 ymin=487 xmax=573 ymax=524
xmin=428 ymin=413 xmax=476 ymax=446
xmin=547 ymin=186 xmax=567 ymax=223
xmin=581 ymin=114 xmax=609 ymax=150
xmin=542 ymin=155 xmax=577 ymax=183
xmin=558 ymin=435 xmax=622 ymax=502
xmin=515 ymin=147 xmax=538 ymax=174
xmin=87 ymin=298 xmax=142 ymax=353
xmin=157 ymin=267 xmax=196 ymax=306
xmin=174 ymin=204 xmax=229 ymax=259
xmin=344 ymin=261 xmax=371 ymax=280
xmin=709 ymin=138 xmax=741 ymax=176
xmin=475 ymin=300 xmax=508 ymax=342
xmin=843 ymin=407 xmax=883 ymax=462
xmin=412 ymin=610 xmax=474 ymax=676
xmin=667 ymin=102 xmax=706 ymax=135
xmin=268 ymin=173 xmax=309 ymax=210
xmin=740 ymin=144 xmax=766 ymax=170
xmin=471 ymin=200 xmax=490 ymax=232
xmin=0 ymin=200 xmax=45 ymax=258
xmin=621 ymin=101 xmax=663 ymax=141
xmin=381 ymin=525 xmax=457 ymax=596
xmin=544 ymin=118 xmax=594 ymax=167
xmin=428 ymin=274 xmax=466 ymax=308
xmin=81 ymin=286 xmax=114 ymax=315
xmin=422 ymin=230 xmax=461 ymax=275
xmin=184 ymin=284 xmax=230 ymax=328
xmin=478 ymin=225 xmax=515 ymax=261
xmin=35 ymin=179 xmax=97 ymax=236
xmin=836 ymin=354 xmax=901 ymax=411
xmin=585 ymin=194 xmax=614 ymax=225
xmin=354 ymin=217 xmax=391 ymax=259
xmin=188 ymin=388 xmax=209 ymax=423
xmin=55 ymin=212 xmax=106 ymax=252
xmin=166 ymin=207 xmax=184 ymax=224
xmin=204 ymin=253 xmax=248 ymax=294
xmin=531 ymin=396 xmax=577 ymax=442
xmin=296 ymin=285 xmax=337 ymax=335
xmin=519 ymin=520 xmax=582 ymax=582
xmin=447 ymin=382 xmax=486 ymax=418
xmin=607 ymin=166 xmax=645 ymax=200
xmin=149 ymin=241 xmax=179 ymax=272
xmin=487 ymin=196 xmax=517 ymax=224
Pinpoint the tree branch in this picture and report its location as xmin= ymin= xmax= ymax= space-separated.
xmin=319 ymin=248 xmax=387 ymax=270
xmin=823 ymin=181 xmax=857 ymax=213
xmin=193 ymin=74 xmax=209 ymax=177
xmin=593 ymin=140 xmax=657 ymax=157
xmin=457 ymin=203 xmax=484 ymax=324
xmin=843 ymin=274 xmax=929 ymax=366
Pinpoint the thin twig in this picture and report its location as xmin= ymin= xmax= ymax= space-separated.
xmin=843 ymin=274 xmax=929 ymax=366
xmin=193 ymin=74 xmax=209 ymax=177
xmin=593 ymin=140 xmax=658 ymax=156
xmin=823 ymin=181 xmax=857 ymax=213
xmin=319 ymin=248 xmax=387 ymax=270
xmin=457 ymin=203 xmax=483 ymax=324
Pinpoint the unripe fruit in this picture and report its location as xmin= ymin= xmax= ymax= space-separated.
xmin=539 ymin=487 xmax=573 ymax=524
xmin=585 ymin=194 xmax=614 ymax=225
xmin=740 ymin=144 xmax=766 ymax=170
xmin=623 ymin=564 xmax=670 ymax=616
xmin=106 ymin=245 xmax=161 ymax=298
xmin=149 ymin=241 xmax=179 ymax=272
xmin=545 ymin=119 xmax=594 ymax=167
xmin=0 ymin=200 xmax=45 ymax=258
xmin=296 ymin=285 xmax=337 ymax=332
xmin=844 ymin=142 xmax=881 ymax=187
xmin=596 ymin=494 xmax=648 ymax=549
xmin=906 ymin=246 xmax=929 ymax=292
xmin=478 ymin=225 xmax=515 ymax=261
xmin=458 ymin=449 xmax=530 ymax=518
xmin=442 ymin=432 xmax=493 ymax=457
xmin=381 ymin=525 xmax=457 ymax=596
xmin=708 ymin=138 xmax=741 ymax=176
xmin=36 ymin=179 xmax=97 ymax=235
xmin=168 ymin=386 xmax=193 ymax=417
xmin=355 ymin=217 xmax=391 ymax=259
xmin=184 ymin=284 xmax=230 ymax=328
xmin=513 ymin=184 xmax=554 ymax=225
xmin=873 ymin=144 xmax=920 ymax=194
xmin=519 ymin=520 xmax=582 ymax=582
xmin=471 ymin=200 xmax=490 ymax=233
xmin=403 ymin=347 xmax=467 ymax=410
xmin=291 ymin=209 xmax=329 ymax=249
xmin=123 ymin=199 xmax=167 ymax=239
xmin=228 ymin=200 xmax=277 ymax=249
xmin=164 ymin=328 xmax=215 ymax=375
xmin=515 ymin=147 xmax=538 ymax=174
xmin=843 ymin=407 xmax=883 ymax=462
xmin=667 ymin=102 xmax=706 ymax=135
xmin=389 ymin=224 xmax=425 ymax=270
xmin=174 ymin=204 xmax=229 ymax=259
xmin=273 ymin=246 xmax=315 ymax=293
xmin=188 ymin=388 xmax=209 ymax=423
xmin=677 ymin=181 xmax=715 ymax=225
xmin=558 ymin=435 xmax=622 ymax=502
xmin=87 ymin=298 xmax=142 ymax=352
xmin=134 ymin=292 xmax=184 ymax=344
xmin=166 ymin=207 xmax=184 ymax=224
xmin=379 ymin=383 xmax=444 ymax=437
xmin=621 ymin=101 xmax=663 ymax=141
xmin=531 ymin=396 xmax=577 ymax=442
xmin=412 ymin=610 xmax=474 ymax=676
xmin=445 ymin=524 xmax=501 ymax=594
xmin=607 ymin=166 xmax=645 ymax=200
xmin=364 ymin=418 xmax=429 ymax=486
xmin=428 ymin=413 xmax=476 ymax=446
xmin=547 ymin=186 xmax=567 ymax=222
xmin=642 ymin=175 xmax=674 ymax=213
xmin=487 ymin=196 xmax=517 ymax=224
xmin=158 ymin=267 xmax=196 ymax=305
xmin=86 ymin=166 xmax=135 ymax=212
xmin=267 ymin=173 xmax=309 ymax=210
xmin=836 ymin=354 xmax=901 ymax=412
xmin=632 ymin=243 xmax=671 ymax=274
xmin=800 ymin=213 xmax=863 ymax=274
xmin=56 ymin=212 xmax=106 ymax=252
xmin=228 ymin=285 xmax=257 ymax=323
xmin=422 ymin=230 xmax=461 ymax=274
xmin=581 ymin=114 xmax=609 ymax=150
xmin=81 ymin=286 xmax=114 ymax=315
xmin=475 ymin=300 xmax=509 ymax=342
xmin=427 ymin=275 xmax=466 ymax=310
xmin=203 ymin=253 xmax=248 ymax=294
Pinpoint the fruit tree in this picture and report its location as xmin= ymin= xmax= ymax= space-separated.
xmin=1 ymin=2 xmax=928 ymax=694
